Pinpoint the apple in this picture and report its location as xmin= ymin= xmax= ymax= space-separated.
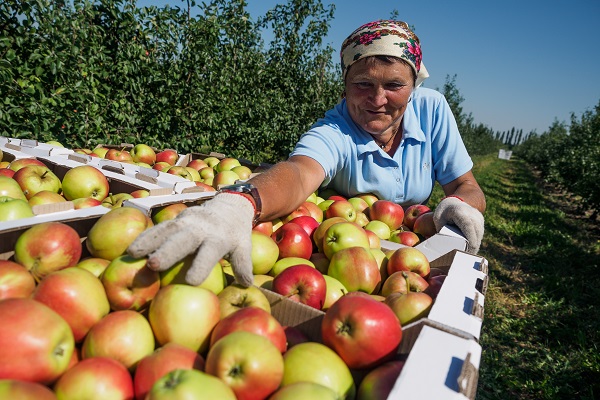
xmin=0 ymin=196 xmax=34 ymax=221
xmin=28 ymin=190 xmax=66 ymax=206
xmin=0 ymin=298 xmax=75 ymax=384
xmin=149 ymin=284 xmax=220 ymax=353
xmin=325 ymin=200 xmax=357 ymax=222
xmin=253 ymin=220 xmax=273 ymax=235
xmin=269 ymin=256 xmax=316 ymax=277
xmin=131 ymin=144 xmax=157 ymax=165
xmin=309 ymin=252 xmax=330 ymax=274
xmin=251 ymin=230 xmax=280 ymax=275
xmin=61 ymin=165 xmax=110 ymax=201
xmin=364 ymin=220 xmax=392 ymax=240
xmin=424 ymin=274 xmax=447 ymax=299
xmin=32 ymin=267 xmax=110 ymax=342
xmin=354 ymin=211 xmax=370 ymax=227
xmin=212 ymin=170 xmax=240 ymax=188
xmin=318 ymin=199 xmax=334 ymax=212
xmin=380 ymin=270 xmax=429 ymax=297
xmin=75 ymin=257 xmax=111 ymax=277
xmin=74 ymin=148 xmax=92 ymax=154
xmin=105 ymin=148 xmax=133 ymax=163
xmin=271 ymin=264 xmax=327 ymax=310
xmin=253 ymin=274 xmax=274 ymax=290
xmin=165 ymin=165 xmax=193 ymax=181
xmin=312 ymin=216 xmax=346 ymax=253
xmin=387 ymin=247 xmax=431 ymax=278
xmin=348 ymin=196 xmax=370 ymax=213
xmin=155 ymin=149 xmax=179 ymax=165
xmin=82 ymin=310 xmax=155 ymax=371
xmin=271 ymin=222 xmax=313 ymax=260
xmin=356 ymin=360 xmax=405 ymax=400
xmin=328 ymin=195 xmax=347 ymax=202
xmin=8 ymin=157 xmax=46 ymax=172
xmin=86 ymin=206 xmax=152 ymax=261
xmin=403 ymin=204 xmax=431 ymax=231
xmin=101 ymin=192 xmax=134 ymax=208
xmin=153 ymin=161 xmax=171 ymax=171
xmin=321 ymin=294 xmax=402 ymax=369
xmin=0 ymin=175 xmax=27 ymax=200
xmin=152 ymin=202 xmax=188 ymax=224
xmin=13 ymin=165 xmax=62 ymax=199
xmin=365 ymin=228 xmax=381 ymax=249
xmin=322 ymin=221 xmax=371 ymax=260
xmin=217 ymin=283 xmax=271 ymax=318
xmin=0 ymin=260 xmax=36 ymax=300
xmin=214 ymin=157 xmax=241 ymax=172
xmin=369 ymin=200 xmax=405 ymax=230
xmin=14 ymin=221 xmax=82 ymax=281
xmin=288 ymin=215 xmax=320 ymax=242
xmin=130 ymin=189 xmax=150 ymax=198
xmin=206 ymin=331 xmax=284 ymax=400
xmin=184 ymin=166 xmax=202 ymax=181
xmin=301 ymin=200 xmax=324 ymax=223
xmin=281 ymin=342 xmax=355 ymax=399
xmin=0 ymin=380 xmax=57 ymax=399
xmin=282 ymin=325 xmax=310 ymax=348
xmin=91 ymin=146 xmax=109 ymax=158
xmin=186 ymin=158 xmax=208 ymax=171
xmin=322 ymin=274 xmax=348 ymax=310
xmin=134 ymin=343 xmax=206 ymax=400
xmin=147 ymin=368 xmax=236 ymax=400
xmin=327 ymin=246 xmax=381 ymax=294
xmin=159 ymin=255 xmax=226 ymax=294
xmin=199 ymin=166 xmax=215 ymax=180
xmin=0 ymin=168 xmax=15 ymax=178
xmin=389 ymin=229 xmax=421 ymax=246
xmin=356 ymin=193 xmax=379 ymax=207
xmin=232 ymin=165 xmax=252 ymax=180
xmin=413 ymin=211 xmax=437 ymax=241
xmin=72 ymin=197 xmax=103 ymax=209
xmin=201 ymin=156 xmax=219 ymax=168
xmin=101 ymin=255 xmax=161 ymax=311
xmin=269 ymin=381 xmax=338 ymax=399
xmin=385 ymin=279 xmax=434 ymax=325
xmin=210 ymin=306 xmax=287 ymax=353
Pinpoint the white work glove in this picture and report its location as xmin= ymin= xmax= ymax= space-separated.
xmin=433 ymin=197 xmax=484 ymax=254
xmin=127 ymin=193 xmax=254 ymax=286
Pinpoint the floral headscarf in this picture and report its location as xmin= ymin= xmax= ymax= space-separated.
xmin=340 ymin=20 xmax=429 ymax=87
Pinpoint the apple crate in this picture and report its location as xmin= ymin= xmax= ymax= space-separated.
xmin=2 ymin=139 xmax=74 ymax=158
xmin=177 ymin=151 xmax=273 ymax=175
xmin=1 ymin=143 xmax=41 ymax=164
xmin=95 ymin=143 xmax=188 ymax=166
xmin=122 ymin=191 xmax=217 ymax=219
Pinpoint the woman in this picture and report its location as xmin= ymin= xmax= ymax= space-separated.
xmin=128 ymin=20 xmax=486 ymax=287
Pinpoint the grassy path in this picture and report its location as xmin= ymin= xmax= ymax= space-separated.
xmin=463 ymin=155 xmax=600 ymax=399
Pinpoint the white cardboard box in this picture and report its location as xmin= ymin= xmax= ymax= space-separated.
xmin=4 ymin=139 xmax=75 ymax=157
xmin=122 ymin=191 xmax=216 ymax=217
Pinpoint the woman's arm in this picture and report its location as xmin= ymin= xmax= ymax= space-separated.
xmin=440 ymin=170 xmax=486 ymax=214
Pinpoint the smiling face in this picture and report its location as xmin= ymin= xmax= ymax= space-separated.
xmin=345 ymin=57 xmax=415 ymax=137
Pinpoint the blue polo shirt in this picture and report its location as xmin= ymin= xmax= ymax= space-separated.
xmin=290 ymin=87 xmax=473 ymax=206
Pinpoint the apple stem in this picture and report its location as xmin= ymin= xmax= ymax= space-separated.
xmin=402 ymin=271 xmax=411 ymax=294
xmin=285 ymin=289 xmax=299 ymax=298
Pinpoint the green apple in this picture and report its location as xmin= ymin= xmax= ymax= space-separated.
xmin=215 ymin=157 xmax=241 ymax=172
xmin=252 ymin=274 xmax=274 ymax=290
xmin=281 ymin=342 xmax=355 ymax=399
xmin=322 ymin=274 xmax=348 ymax=310
xmin=45 ymin=140 xmax=64 ymax=147
xmin=61 ymin=165 xmax=110 ymax=201
xmin=365 ymin=220 xmax=392 ymax=240
xmin=148 ymin=369 xmax=236 ymax=400
xmin=0 ymin=175 xmax=27 ymax=200
xmin=91 ymin=146 xmax=109 ymax=158
xmin=0 ymin=196 xmax=34 ymax=221
xmin=232 ymin=165 xmax=252 ymax=180
xmin=75 ymin=257 xmax=111 ymax=278
xmin=269 ymin=382 xmax=338 ymax=400
xmin=159 ymin=255 xmax=227 ymax=295
xmin=28 ymin=190 xmax=66 ymax=206
xmin=327 ymin=246 xmax=381 ymax=294
xmin=251 ymin=231 xmax=280 ymax=275
xmin=101 ymin=192 xmax=134 ymax=209
xmin=217 ymin=283 xmax=271 ymax=318
xmin=203 ymin=156 xmax=220 ymax=168
xmin=212 ymin=170 xmax=240 ymax=189
xmin=269 ymin=257 xmax=316 ymax=277
xmin=152 ymin=203 xmax=188 ymax=224
xmin=322 ymin=221 xmax=371 ymax=260
xmin=13 ymin=165 xmax=61 ymax=199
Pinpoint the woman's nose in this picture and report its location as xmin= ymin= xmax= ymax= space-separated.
xmin=369 ymin=86 xmax=387 ymax=106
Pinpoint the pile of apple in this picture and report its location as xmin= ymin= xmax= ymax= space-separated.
xmin=75 ymin=143 xmax=255 ymax=191
xmin=0 ymin=185 xmax=448 ymax=399
xmin=0 ymin=157 xmax=156 ymax=222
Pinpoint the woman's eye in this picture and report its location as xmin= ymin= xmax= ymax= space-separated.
xmin=385 ymin=83 xmax=405 ymax=90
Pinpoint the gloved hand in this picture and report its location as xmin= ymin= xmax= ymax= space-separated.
xmin=433 ymin=196 xmax=484 ymax=254
xmin=127 ymin=193 xmax=255 ymax=286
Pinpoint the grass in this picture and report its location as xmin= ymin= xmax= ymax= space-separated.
xmin=450 ymin=155 xmax=600 ymax=399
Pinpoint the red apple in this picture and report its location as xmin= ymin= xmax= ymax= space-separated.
xmin=71 ymin=197 xmax=103 ymax=209
xmin=389 ymin=229 xmax=421 ymax=246
xmin=0 ymin=380 xmax=57 ymax=399
xmin=369 ymin=200 xmax=405 ymax=231
xmin=81 ymin=310 xmax=155 ymax=371
xmin=386 ymin=247 xmax=431 ymax=278
xmin=272 ymin=264 xmax=327 ymax=310
xmin=0 ymin=260 xmax=36 ymax=300
xmin=105 ymin=148 xmax=133 ymax=163
xmin=0 ymin=298 xmax=75 ymax=384
xmin=403 ymin=204 xmax=431 ymax=231
xmin=288 ymin=215 xmax=320 ymax=243
xmin=327 ymin=246 xmax=381 ymax=294
xmin=365 ymin=228 xmax=381 ymax=249
xmin=205 ymin=331 xmax=284 ymax=400
xmin=271 ymin=222 xmax=313 ymax=260
xmin=321 ymin=294 xmax=402 ymax=369
xmin=148 ymin=368 xmax=236 ymax=399
xmin=325 ymin=200 xmax=357 ymax=222
xmin=150 ymin=285 xmax=220 ymax=353
xmin=130 ymin=189 xmax=151 ymax=198
xmin=86 ymin=206 xmax=152 ymax=261
xmin=32 ymin=267 xmax=110 ymax=342
xmin=424 ymin=274 xmax=447 ymax=299
xmin=0 ymin=168 xmax=15 ymax=178
xmin=412 ymin=211 xmax=437 ymax=239
xmin=283 ymin=326 xmax=310 ymax=349
xmin=8 ymin=157 xmax=46 ymax=172
xmin=155 ymin=149 xmax=179 ymax=166
xmin=101 ymin=255 xmax=161 ymax=311
xmin=356 ymin=360 xmax=405 ymax=400
xmin=61 ymin=165 xmax=110 ymax=201
xmin=322 ymin=221 xmax=371 ymax=260
xmin=14 ymin=221 xmax=82 ymax=281
xmin=380 ymin=270 xmax=429 ymax=297
xmin=131 ymin=144 xmax=157 ymax=165
xmin=53 ymin=356 xmax=134 ymax=399
xmin=210 ymin=306 xmax=287 ymax=353
xmin=13 ymin=165 xmax=62 ymax=199
xmin=134 ymin=343 xmax=206 ymax=400
xmin=385 ymin=283 xmax=433 ymax=325
xmin=186 ymin=158 xmax=209 ymax=171
xmin=28 ymin=190 xmax=66 ymax=206
xmin=281 ymin=204 xmax=311 ymax=223
xmin=153 ymin=161 xmax=171 ymax=171
xmin=253 ymin=220 xmax=274 ymax=235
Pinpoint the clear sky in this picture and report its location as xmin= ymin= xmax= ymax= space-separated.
xmin=137 ymin=0 xmax=600 ymax=135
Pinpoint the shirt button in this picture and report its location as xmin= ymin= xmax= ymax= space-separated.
xmin=396 ymin=178 xmax=400 ymax=182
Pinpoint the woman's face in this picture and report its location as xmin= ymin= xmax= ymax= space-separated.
xmin=345 ymin=57 xmax=415 ymax=135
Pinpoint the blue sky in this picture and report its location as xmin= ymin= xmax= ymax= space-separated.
xmin=137 ymin=0 xmax=599 ymax=135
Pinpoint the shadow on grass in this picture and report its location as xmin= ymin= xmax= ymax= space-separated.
xmin=472 ymin=156 xmax=600 ymax=400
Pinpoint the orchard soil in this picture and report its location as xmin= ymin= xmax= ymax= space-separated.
xmin=459 ymin=155 xmax=600 ymax=399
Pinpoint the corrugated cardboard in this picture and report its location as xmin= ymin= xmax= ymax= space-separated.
xmin=122 ymin=191 xmax=216 ymax=217
xmin=4 ymin=139 xmax=74 ymax=157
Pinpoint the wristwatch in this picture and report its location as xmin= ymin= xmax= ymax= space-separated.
xmin=218 ymin=183 xmax=262 ymax=225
